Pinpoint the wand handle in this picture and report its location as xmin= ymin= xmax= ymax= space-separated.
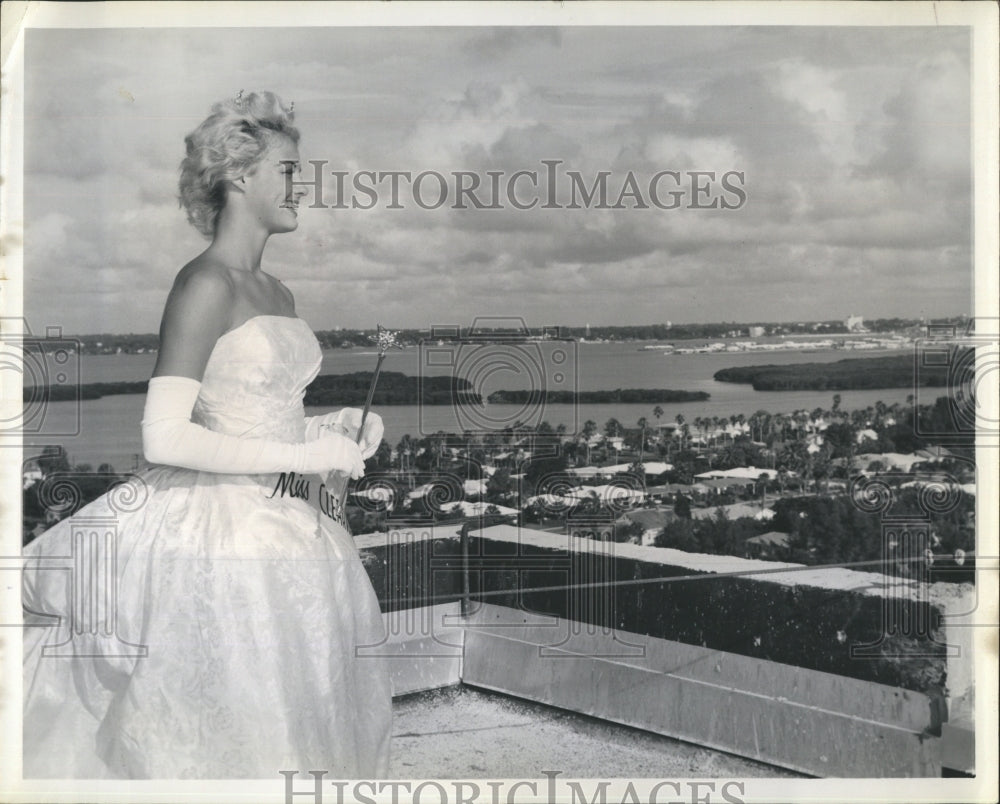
xmin=337 ymin=353 xmax=387 ymax=518
xmin=356 ymin=353 xmax=385 ymax=444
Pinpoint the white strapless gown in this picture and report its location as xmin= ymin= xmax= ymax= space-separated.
xmin=21 ymin=315 xmax=393 ymax=779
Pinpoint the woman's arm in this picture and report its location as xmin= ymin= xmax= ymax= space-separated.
xmin=143 ymin=376 xmax=365 ymax=476
xmin=143 ymin=266 xmax=365 ymax=477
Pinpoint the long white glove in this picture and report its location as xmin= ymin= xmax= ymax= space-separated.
xmin=142 ymin=376 xmax=366 ymax=478
xmin=304 ymin=408 xmax=384 ymax=460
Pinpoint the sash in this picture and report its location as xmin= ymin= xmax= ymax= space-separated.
xmin=259 ymin=470 xmax=352 ymax=532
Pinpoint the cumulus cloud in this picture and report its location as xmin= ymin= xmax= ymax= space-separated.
xmin=20 ymin=25 xmax=973 ymax=334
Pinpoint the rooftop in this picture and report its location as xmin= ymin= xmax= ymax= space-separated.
xmin=389 ymin=685 xmax=802 ymax=779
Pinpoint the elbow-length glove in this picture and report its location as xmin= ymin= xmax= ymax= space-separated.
xmin=142 ymin=375 xmax=366 ymax=478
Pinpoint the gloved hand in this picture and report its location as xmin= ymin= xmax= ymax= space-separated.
xmin=143 ymin=376 xmax=366 ymax=478
xmin=304 ymin=407 xmax=384 ymax=460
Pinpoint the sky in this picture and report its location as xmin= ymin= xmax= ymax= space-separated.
xmin=22 ymin=25 xmax=974 ymax=335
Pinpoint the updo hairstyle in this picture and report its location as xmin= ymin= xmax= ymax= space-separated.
xmin=178 ymin=91 xmax=299 ymax=237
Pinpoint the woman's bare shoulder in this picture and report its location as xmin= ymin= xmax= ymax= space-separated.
xmin=159 ymin=257 xmax=237 ymax=337
xmin=172 ymin=254 xmax=238 ymax=295
xmin=153 ymin=258 xmax=238 ymax=378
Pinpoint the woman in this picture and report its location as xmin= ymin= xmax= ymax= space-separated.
xmin=22 ymin=91 xmax=393 ymax=779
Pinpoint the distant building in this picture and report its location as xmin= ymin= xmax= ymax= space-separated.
xmin=748 ymin=326 xmax=765 ymax=337
xmin=745 ymin=530 xmax=790 ymax=559
xmin=845 ymin=314 xmax=867 ymax=332
xmin=22 ymin=459 xmax=43 ymax=490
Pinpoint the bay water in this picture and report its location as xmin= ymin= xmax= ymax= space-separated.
xmin=26 ymin=341 xmax=917 ymax=471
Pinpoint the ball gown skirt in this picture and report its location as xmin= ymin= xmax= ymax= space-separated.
xmin=21 ymin=316 xmax=393 ymax=779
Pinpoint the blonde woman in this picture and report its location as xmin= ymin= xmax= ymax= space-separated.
xmin=22 ymin=92 xmax=392 ymax=779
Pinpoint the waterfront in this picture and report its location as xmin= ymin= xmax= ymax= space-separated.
xmin=27 ymin=342 xmax=917 ymax=470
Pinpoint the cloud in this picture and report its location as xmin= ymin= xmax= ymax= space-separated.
xmin=20 ymin=25 xmax=974 ymax=333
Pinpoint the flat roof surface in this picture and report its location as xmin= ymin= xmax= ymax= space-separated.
xmin=389 ymin=685 xmax=804 ymax=779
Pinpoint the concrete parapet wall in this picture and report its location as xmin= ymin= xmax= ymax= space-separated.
xmin=354 ymin=523 xmax=976 ymax=776
xmin=462 ymin=603 xmax=939 ymax=777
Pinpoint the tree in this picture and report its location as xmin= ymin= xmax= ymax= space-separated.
xmin=776 ymin=468 xmax=789 ymax=496
xmin=653 ymin=518 xmax=698 ymax=552
xmin=367 ymin=439 xmax=393 ymax=471
xmin=636 ymin=416 xmax=649 ymax=461
xmin=524 ymin=454 xmax=569 ymax=496
xmin=485 ymin=468 xmax=515 ymax=504
xmin=580 ymin=419 xmax=597 ymax=465
xmin=614 ymin=520 xmax=644 ymax=544
xmin=757 ymin=472 xmax=770 ymax=508
xmin=396 ymin=434 xmax=414 ymax=473
xmin=37 ymin=445 xmax=70 ymax=476
xmin=811 ymin=445 xmax=834 ymax=494
xmin=673 ymin=494 xmax=692 ymax=519
xmin=823 ymin=422 xmax=857 ymax=460
xmin=413 ymin=438 xmax=435 ymax=471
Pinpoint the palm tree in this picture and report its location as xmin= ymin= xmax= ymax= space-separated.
xmin=875 ymin=400 xmax=887 ymax=428
xmin=757 ymin=472 xmax=770 ymax=508
xmin=652 ymin=404 xmax=664 ymax=430
xmin=581 ymin=419 xmax=597 ymax=465
xmin=711 ymin=416 xmax=723 ymax=446
xmin=604 ymin=417 xmax=624 ymax=438
xmin=637 ymin=416 xmax=649 ymax=462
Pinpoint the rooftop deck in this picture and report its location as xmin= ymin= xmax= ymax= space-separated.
xmin=390 ymin=685 xmax=803 ymax=779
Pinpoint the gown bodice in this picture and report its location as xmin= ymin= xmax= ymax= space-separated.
xmin=191 ymin=315 xmax=322 ymax=443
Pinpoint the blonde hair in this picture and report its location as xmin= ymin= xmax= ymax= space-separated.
xmin=178 ymin=91 xmax=299 ymax=237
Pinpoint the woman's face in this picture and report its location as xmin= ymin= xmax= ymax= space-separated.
xmin=241 ymin=136 xmax=305 ymax=235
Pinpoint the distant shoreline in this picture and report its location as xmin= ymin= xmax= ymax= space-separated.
xmin=49 ymin=314 xmax=968 ymax=355
xmin=25 ymin=374 xmax=710 ymax=406
xmin=713 ymin=354 xmax=953 ymax=391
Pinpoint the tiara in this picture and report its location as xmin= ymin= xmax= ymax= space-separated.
xmin=234 ymin=89 xmax=246 ymax=111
